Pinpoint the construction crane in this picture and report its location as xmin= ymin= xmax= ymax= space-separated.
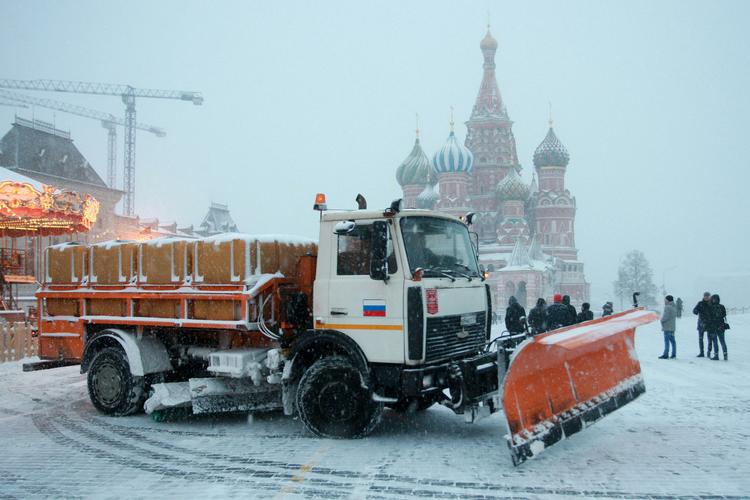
xmin=0 ymin=89 xmax=165 ymax=189
xmin=0 ymin=79 xmax=203 ymax=215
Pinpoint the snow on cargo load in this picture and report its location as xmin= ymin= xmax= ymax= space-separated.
xmin=194 ymin=233 xmax=317 ymax=284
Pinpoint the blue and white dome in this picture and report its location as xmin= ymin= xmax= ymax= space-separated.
xmin=432 ymin=131 xmax=474 ymax=174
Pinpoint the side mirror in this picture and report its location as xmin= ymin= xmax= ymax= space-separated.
xmin=334 ymin=220 xmax=356 ymax=235
xmin=369 ymin=220 xmax=388 ymax=281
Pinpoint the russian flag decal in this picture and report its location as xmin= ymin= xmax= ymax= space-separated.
xmin=363 ymin=299 xmax=386 ymax=317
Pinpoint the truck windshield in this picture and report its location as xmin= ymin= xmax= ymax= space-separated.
xmin=400 ymin=216 xmax=479 ymax=278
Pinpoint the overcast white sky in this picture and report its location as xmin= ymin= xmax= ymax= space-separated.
xmin=2 ymin=0 xmax=749 ymax=305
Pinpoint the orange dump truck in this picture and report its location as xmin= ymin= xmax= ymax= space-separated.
xmin=29 ymin=201 xmax=656 ymax=464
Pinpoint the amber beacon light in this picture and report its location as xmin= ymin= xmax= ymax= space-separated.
xmin=313 ymin=193 xmax=327 ymax=211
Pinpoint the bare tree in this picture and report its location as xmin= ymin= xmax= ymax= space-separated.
xmin=613 ymin=250 xmax=658 ymax=307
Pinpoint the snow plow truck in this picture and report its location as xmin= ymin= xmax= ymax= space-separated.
xmin=29 ymin=195 xmax=656 ymax=464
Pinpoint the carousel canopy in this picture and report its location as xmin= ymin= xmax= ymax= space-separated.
xmin=0 ymin=166 xmax=99 ymax=237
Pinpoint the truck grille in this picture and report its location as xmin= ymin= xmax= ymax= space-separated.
xmin=425 ymin=311 xmax=486 ymax=363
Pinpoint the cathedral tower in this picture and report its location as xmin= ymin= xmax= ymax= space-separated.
xmin=396 ymin=129 xmax=433 ymax=209
xmin=433 ymin=119 xmax=473 ymax=218
xmin=465 ymin=26 xmax=520 ymax=237
xmin=532 ymin=123 xmax=578 ymax=261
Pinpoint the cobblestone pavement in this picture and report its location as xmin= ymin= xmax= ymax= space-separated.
xmin=1 ymin=315 xmax=748 ymax=499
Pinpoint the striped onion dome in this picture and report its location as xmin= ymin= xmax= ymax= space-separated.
xmin=533 ymin=126 xmax=570 ymax=168
xmin=416 ymin=183 xmax=439 ymax=209
xmin=432 ymin=131 xmax=474 ymax=174
xmin=396 ymin=138 xmax=434 ymax=186
xmin=496 ymin=167 xmax=530 ymax=201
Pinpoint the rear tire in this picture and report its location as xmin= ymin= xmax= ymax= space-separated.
xmin=87 ymin=347 xmax=145 ymax=416
xmin=296 ymin=356 xmax=383 ymax=438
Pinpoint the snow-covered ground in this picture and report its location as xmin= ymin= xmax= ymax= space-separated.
xmin=1 ymin=314 xmax=748 ymax=499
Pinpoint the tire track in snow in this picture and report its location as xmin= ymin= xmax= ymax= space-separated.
xmin=31 ymin=412 xmax=351 ymax=499
xmin=60 ymin=401 xmax=747 ymax=500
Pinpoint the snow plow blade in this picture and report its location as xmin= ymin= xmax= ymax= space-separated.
xmin=502 ymin=308 xmax=658 ymax=465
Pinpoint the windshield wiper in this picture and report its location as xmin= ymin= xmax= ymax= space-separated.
xmin=443 ymin=268 xmax=472 ymax=281
xmin=420 ymin=268 xmax=456 ymax=281
xmin=447 ymin=265 xmax=475 ymax=281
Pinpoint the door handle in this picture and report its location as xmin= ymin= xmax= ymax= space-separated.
xmin=330 ymin=309 xmax=348 ymax=316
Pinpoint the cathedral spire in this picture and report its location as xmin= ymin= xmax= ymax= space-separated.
xmin=471 ymin=26 xmax=507 ymax=121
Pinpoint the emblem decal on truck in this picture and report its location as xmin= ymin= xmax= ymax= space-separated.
xmin=426 ymin=288 xmax=438 ymax=315
xmin=363 ymin=299 xmax=386 ymax=317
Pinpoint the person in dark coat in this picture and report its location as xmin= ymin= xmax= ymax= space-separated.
xmin=528 ymin=298 xmax=547 ymax=335
xmin=693 ymin=292 xmax=712 ymax=357
xmin=602 ymin=301 xmax=614 ymax=316
xmin=545 ymin=294 xmax=570 ymax=331
xmin=504 ymin=296 xmax=527 ymax=334
xmin=706 ymin=294 xmax=728 ymax=361
xmin=676 ymin=297 xmax=683 ymax=318
xmin=576 ymin=302 xmax=594 ymax=323
xmin=562 ymin=295 xmax=577 ymax=325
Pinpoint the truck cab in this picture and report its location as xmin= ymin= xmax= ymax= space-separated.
xmin=293 ymin=206 xmax=498 ymax=436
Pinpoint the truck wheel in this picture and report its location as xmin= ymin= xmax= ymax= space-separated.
xmin=87 ymin=347 xmax=145 ymax=416
xmin=296 ymin=356 xmax=383 ymax=438
xmin=387 ymin=396 xmax=436 ymax=413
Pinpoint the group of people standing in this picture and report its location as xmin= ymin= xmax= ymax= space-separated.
xmin=504 ymin=294 xmax=594 ymax=336
xmin=659 ymin=292 xmax=729 ymax=360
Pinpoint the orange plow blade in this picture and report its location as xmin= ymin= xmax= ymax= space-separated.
xmin=502 ymin=308 xmax=658 ymax=465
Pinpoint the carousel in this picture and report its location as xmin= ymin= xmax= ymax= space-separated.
xmin=0 ymin=166 xmax=99 ymax=316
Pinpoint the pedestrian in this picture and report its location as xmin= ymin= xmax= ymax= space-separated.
xmin=576 ymin=302 xmax=594 ymax=323
xmin=528 ymin=298 xmax=547 ymax=335
xmin=693 ymin=292 xmax=712 ymax=358
xmin=676 ymin=297 xmax=683 ymax=318
xmin=659 ymin=295 xmax=677 ymax=359
xmin=545 ymin=294 xmax=570 ymax=331
xmin=504 ymin=296 xmax=527 ymax=334
xmin=491 ymin=311 xmax=498 ymax=325
xmin=602 ymin=301 xmax=614 ymax=317
xmin=706 ymin=294 xmax=729 ymax=361
xmin=562 ymin=295 xmax=577 ymax=326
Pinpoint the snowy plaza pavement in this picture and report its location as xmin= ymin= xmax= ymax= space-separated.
xmin=1 ymin=314 xmax=748 ymax=499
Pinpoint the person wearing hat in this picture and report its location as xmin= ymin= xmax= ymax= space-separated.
xmin=545 ymin=294 xmax=570 ymax=331
xmin=659 ymin=295 xmax=678 ymax=359
xmin=576 ymin=302 xmax=594 ymax=323
xmin=693 ymin=292 xmax=712 ymax=357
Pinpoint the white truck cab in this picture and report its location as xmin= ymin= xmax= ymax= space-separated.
xmin=314 ymin=209 xmax=491 ymax=366
xmin=292 ymin=203 xmax=498 ymax=433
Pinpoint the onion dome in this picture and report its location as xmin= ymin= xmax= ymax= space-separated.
xmin=533 ymin=126 xmax=570 ymax=168
xmin=415 ymin=183 xmax=439 ymax=209
xmin=396 ymin=137 xmax=434 ymax=186
xmin=432 ymin=130 xmax=474 ymax=174
xmin=480 ymin=29 xmax=498 ymax=51
xmin=496 ymin=167 xmax=530 ymax=201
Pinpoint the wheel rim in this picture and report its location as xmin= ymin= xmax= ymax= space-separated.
xmin=317 ymin=380 xmax=358 ymax=422
xmin=94 ymin=362 xmax=123 ymax=406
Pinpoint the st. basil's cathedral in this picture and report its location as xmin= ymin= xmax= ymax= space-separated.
xmin=395 ymin=27 xmax=590 ymax=310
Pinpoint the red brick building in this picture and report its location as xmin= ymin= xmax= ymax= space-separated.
xmin=396 ymin=28 xmax=590 ymax=310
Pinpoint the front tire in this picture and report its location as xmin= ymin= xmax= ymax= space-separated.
xmin=87 ymin=347 xmax=145 ymax=416
xmin=296 ymin=356 xmax=383 ymax=438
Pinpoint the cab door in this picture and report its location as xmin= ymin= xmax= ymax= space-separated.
xmin=319 ymin=220 xmax=404 ymax=363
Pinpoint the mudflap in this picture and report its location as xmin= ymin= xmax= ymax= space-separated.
xmin=501 ymin=308 xmax=658 ymax=465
